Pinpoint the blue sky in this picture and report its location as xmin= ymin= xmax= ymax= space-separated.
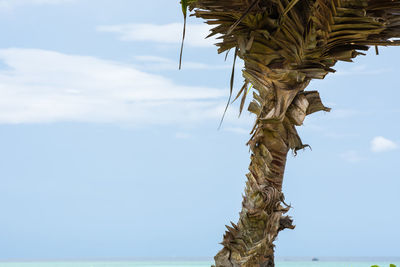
xmin=0 ymin=0 xmax=399 ymax=260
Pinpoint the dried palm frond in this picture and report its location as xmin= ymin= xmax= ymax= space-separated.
xmin=179 ymin=0 xmax=198 ymax=69
xmin=184 ymin=0 xmax=400 ymax=115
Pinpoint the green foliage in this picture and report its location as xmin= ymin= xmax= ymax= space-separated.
xmin=180 ymin=0 xmax=189 ymax=17
xmin=179 ymin=0 xmax=196 ymax=69
xmin=180 ymin=0 xmax=196 ymax=16
xmin=371 ymin=264 xmax=397 ymax=267
xmin=178 ymin=0 xmax=198 ymax=69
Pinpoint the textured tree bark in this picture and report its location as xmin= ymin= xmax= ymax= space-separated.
xmin=213 ymin=81 xmax=329 ymax=267
xmin=214 ymin=120 xmax=293 ymax=267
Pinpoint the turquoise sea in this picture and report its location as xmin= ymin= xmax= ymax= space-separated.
xmin=0 ymin=262 xmax=399 ymax=267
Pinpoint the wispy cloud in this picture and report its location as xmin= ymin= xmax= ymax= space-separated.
xmin=335 ymin=64 xmax=392 ymax=76
xmin=329 ymin=108 xmax=362 ymax=118
xmin=223 ymin=127 xmax=249 ymax=135
xmin=133 ymin=55 xmax=230 ymax=71
xmin=340 ymin=150 xmax=366 ymax=163
xmin=175 ymin=132 xmax=191 ymax=139
xmin=371 ymin=136 xmax=398 ymax=153
xmin=324 ymin=132 xmax=360 ymax=139
xmin=0 ymin=48 xmax=230 ymax=125
xmin=0 ymin=0 xmax=74 ymax=9
xmin=97 ymin=23 xmax=217 ymax=47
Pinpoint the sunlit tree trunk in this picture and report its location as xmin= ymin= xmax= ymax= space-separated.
xmin=214 ymin=80 xmax=329 ymax=267
xmin=214 ymin=123 xmax=291 ymax=267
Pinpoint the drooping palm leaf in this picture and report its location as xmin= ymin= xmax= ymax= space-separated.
xmin=179 ymin=0 xmax=188 ymax=69
xmin=218 ymin=47 xmax=238 ymax=128
xmin=179 ymin=0 xmax=200 ymax=69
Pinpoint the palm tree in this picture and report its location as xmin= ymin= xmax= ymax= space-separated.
xmin=181 ymin=1 xmax=400 ymax=266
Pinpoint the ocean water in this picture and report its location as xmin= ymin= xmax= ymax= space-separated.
xmin=0 ymin=262 xmax=399 ymax=267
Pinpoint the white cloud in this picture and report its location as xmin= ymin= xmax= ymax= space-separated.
xmin=97 ymin=23 xmax=217 ymax=47
xmin=0 ymin=0 xmax=73 ymax=9
xmin=335 ymin=64 xmax=391 ymax=76
xmin=133 ymin=55 xmax=230 ymax=71
xmin=329 ymin=108 xmax=362 ymax=119
xmin=340 ymin=150 xmax=366 ymax=163
xmin=175 ymin=132 xmax=191 ymax=139
xmin=223 ymin=127 xmax=249 ymax=135
xmin=371 ymin=136 xmax=398 ymax=153
xmin=324 ymin=132 xmax=360 ymax=139
xmin=0 ymin=48 xmax=230 ymax=125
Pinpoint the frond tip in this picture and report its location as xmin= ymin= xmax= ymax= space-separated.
xmin=179 ymin=0 xmax=198 ymax=69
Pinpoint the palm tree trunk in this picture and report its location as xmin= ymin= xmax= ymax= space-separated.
xmin=214 ymin=121 xmax=292 ymax=267
xmin=214 ymin=82 xmax=329 ymax=267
